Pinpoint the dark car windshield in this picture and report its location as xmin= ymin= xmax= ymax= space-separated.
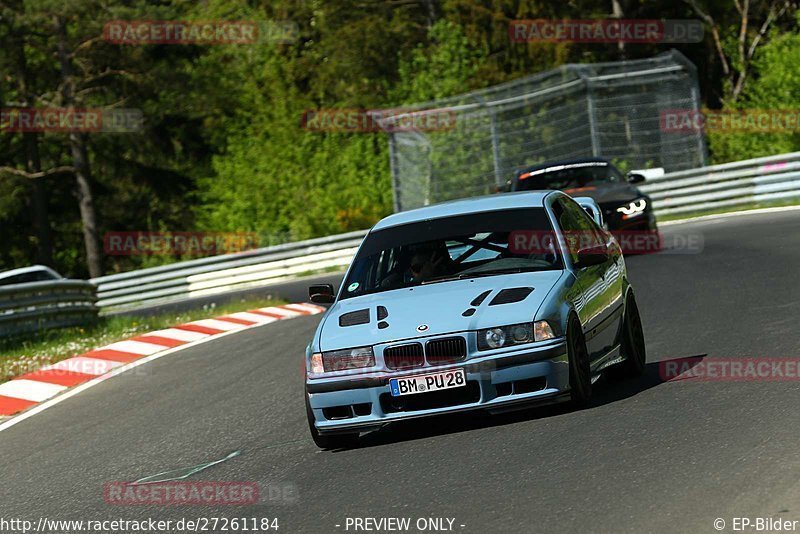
xmin=516 ymin=161 xmax=623 ymax=191
xmin=340 ymin=208 xmax=561 ymax=300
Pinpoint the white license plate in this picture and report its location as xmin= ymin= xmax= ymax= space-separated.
xmin=389 ymin=368 xmax=466 ymax=397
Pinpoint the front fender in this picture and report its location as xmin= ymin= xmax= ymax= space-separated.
xmin=533 ymin=270 xmax=581 ymax=336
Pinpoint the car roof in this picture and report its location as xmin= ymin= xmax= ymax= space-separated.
xmin=516 ymin=157 xmax=611 ymax=176
xmin=372 ymin=191 xmax=555 ymax=231
xmin=0 ymin=265 xmax=61 ymax=280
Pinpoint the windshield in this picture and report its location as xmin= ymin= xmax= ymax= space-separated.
xmin=516 ymin=162 xmax=624 ymax=191
xmin=340 ymin=208 xmax=561 ymax=299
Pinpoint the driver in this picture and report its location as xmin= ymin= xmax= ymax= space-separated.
xmin=409 ymin=248 xmax=449 ymax=283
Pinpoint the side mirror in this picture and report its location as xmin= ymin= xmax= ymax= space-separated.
xmin=573 ymin=197 xmax=604 ymax=227
xmin=573 ymin=245 xmax=609 ymax=269
xmin=627 ymin=172 xmax=646 ymax=184
xmin=309 ymin=284 xmax=335 ymax=304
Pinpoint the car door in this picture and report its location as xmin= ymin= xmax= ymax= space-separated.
xmin=554 ymin=198 xmax=623 ymax=363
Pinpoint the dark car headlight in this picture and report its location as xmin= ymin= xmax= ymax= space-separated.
xmin=477 ymin=321 xmax=556 ymax=351
xmin=310 ymin=346 xmax=375 ymax=373
xmin=616 ymin=198 xmax=648 ymax=219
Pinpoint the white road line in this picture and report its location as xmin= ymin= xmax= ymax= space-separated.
xmin=283 ymin=303 xmax=324 ymax=314
xmin=661 ymin=205 xmax=800 ymax=226
xmin=186 ymin=319 xmax=245 ymax=331
xmin=0 ymin=380 xmax=68 ymax=402
xmin=225 ymin=312 xmax=279 ymax=323
xmin=260 ymin=306 xmax=301 ymax=317
xmin=147 ymin=328 xmax=209 ymax=342
xmin=39 ymin=357 xmax=124 ymax=376
xmin=101 ymin=340 xmax=171 ymax=355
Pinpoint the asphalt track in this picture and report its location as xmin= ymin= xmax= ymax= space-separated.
xmin=1 ymin=209 xmax=799 ymax=534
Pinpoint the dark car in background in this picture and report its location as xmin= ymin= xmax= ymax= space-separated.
xmin=510 ymin=158 xmax=657 ymax=234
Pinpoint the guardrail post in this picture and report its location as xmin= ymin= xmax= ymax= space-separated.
xmin=388 ymin=134 xmax=402 ymax=213
xmin=578 ymin=71 xmax=601 ymax=157
xmin=689 ymin=83 xmax=709 ymax=167
xmin=489 ymin=109 xmax=504 ymax=190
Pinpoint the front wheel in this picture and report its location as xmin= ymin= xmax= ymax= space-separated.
xmin=305 ymin=396 xmax=359 ymax=450
xmin=567 ymin=316 xmax=592 ymax=407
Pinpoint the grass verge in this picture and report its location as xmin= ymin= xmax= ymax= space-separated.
xmin=0 ymin=296 xmax=285 ymax=385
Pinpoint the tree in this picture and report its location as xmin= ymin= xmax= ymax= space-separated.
xmin=684 ymin=0 xmax=796 ymax=104
xmin=707 ymin=17 xmax=800 ymax=161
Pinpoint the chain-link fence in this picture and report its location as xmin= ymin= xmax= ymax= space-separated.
xmin=383 ymin=50 xmax=707 ymax=211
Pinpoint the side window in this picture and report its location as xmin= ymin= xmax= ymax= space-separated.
xmin=553 ymin=198 xmax=606 ymax=264
xmin=34 ymin=271 xmax=56 ymax=281
xmin=0 ymin=274 xmax=24 ymax=285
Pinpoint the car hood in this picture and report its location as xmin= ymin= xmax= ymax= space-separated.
xmin=564 ymin=182 xmax=643 ymax=206
xmin=317 ymin=271 xmax=564 ymax=351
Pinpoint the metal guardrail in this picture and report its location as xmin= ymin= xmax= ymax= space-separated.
xmin=0 ymin=280 xmax=98 ymax=336
xmin=641 ymin=151 xmax=800 ymax=217
xmin=90 ymin=230 xmax=368 ymax=312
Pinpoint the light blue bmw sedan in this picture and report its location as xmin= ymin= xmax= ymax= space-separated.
xmin=304 ymin=191 xmax=646 ymax=449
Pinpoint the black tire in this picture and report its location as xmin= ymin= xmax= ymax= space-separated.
xmin=617 ymin=292 xmax=647 ymax=378
xmin=567 ymin=315 xmax=592 ymax=407
xmin=305 ymin=396 xmax=359 ymax=450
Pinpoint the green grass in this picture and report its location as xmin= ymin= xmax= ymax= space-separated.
xmin=0 ymin=296 xmax=285 ymax=384
xmin=295 ymin=265 xmax=348 ymax=278
xmin=658 ymin=197 xmax=800 ymax=222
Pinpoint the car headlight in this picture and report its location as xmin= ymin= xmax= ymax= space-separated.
xmin=312 ymin=346 xmax=375 ymax=373
xmin=616 ymin=198 xmax=647 ymax=218
xmin=533 ymin=320 xmax=556 ymax=341
xmin=478 ymin=321 xmax=558 ymax=351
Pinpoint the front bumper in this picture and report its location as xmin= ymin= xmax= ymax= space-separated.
xmin=306 ymin=339 xmax=569 ymax=434
xmin=603 ymin=206 xmax=657 ymax=232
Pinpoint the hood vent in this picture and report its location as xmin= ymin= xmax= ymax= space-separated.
xmin=339 ymin=309 xmax=370 ymax=327
xmin=470 ymin=290 xmax=492 ymax=307
xmin=489 ymin=287 xmax=534 ymax=306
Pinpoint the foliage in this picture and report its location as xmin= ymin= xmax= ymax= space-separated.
xmin=0 ymin=0 xmax=797 ymax=276
xmin=708 ymin=20 xmax=800 ymax=162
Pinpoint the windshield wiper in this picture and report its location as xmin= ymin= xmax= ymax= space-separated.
xmin=457 ymin=267 xmax=533 ymax=277
xmin=419 ymin=274 xmax=468 ymax=285
xmin=420 ymin=267 xmax=545 ymax=284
